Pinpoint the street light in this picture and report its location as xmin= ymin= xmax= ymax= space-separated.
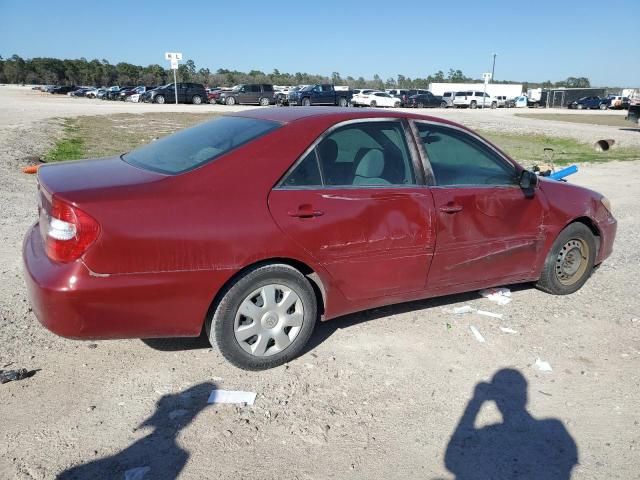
xmin=491 ymin=53 xmax=497 ymax=83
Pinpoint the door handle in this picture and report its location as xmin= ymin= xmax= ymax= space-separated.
xmin=439 ymin=204 xmax=463 ymax=213
xmin=288 ymin=206 xmax=324 ymax=218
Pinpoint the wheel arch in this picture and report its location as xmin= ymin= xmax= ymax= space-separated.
xmin=569 ymin=216 xmax=601 ymax=255
xmin=203 ymin=257 xmax=327 ymax=331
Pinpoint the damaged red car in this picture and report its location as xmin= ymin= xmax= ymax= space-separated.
xmin=23 ymin=108 xmax=617 ymax=370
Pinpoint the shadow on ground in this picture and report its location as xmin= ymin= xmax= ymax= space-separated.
xmin=443 ymin=368 xmax=578 ymax=479
xmin=142 ymin=283 xmax=534 ymax=355
xmin=57 ymin=382 xmax=215 ymax=480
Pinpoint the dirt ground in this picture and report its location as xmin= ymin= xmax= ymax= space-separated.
xmin=0 ymin=86 xmax=639 ymax=479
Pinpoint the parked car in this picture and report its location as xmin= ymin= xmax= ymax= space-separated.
xmin=385 ymin=89 xmax=409 ymax=99
xmin=288 ymin=84 xmax=352 ymax=107
xmin=24 ymin=108 xmax=617 ymax=370
xmin=567 ymin=96 xmax=606 ymax=110
xmin=206 ymin=88 xmax=223 ymax=103
xmin=494 ymin=95 xmax=508 ymax=108
xmin=399 ymin=89 xmax=430 ymax=107
xmin=351 ymin=91 xmax=401 ymax=107
xmin=219 ymin=84 xmax=275 ymax=106
xmin=408 ymin=92 xmax=442 ymax=108
xmin=144 ymin=83 xmax=207 ymax=104
xmin=605 ymin=95 xmax=630 ymax=110
xmin=441 ymin=91 xmax=455 ymax=108
xmin=453 ymin=91 xmax=497 ymax=109
xmin=51 ymin=85 xmax=77 ymax=94
xmin=106 ymin=87 xmax=133 ymax=100
xmin=85 ymin=88 xmax=106 ymax=99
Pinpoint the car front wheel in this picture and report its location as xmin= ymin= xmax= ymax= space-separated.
xmin=536 ymin=223 xmax=596 ymax=295
xmin=207 ymin=264 xmax=317 ymax=370
xmin=192 ymin=95 xmax=202 ymax=105
xmin=470 ymin=101 xmax=477 ymax=109
xmin=155 ymin=95 xmax=165 ymax=104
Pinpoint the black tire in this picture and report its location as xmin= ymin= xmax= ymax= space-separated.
xmin=577 ymin=104 xmax=584 ymax=110
xmin=301 ymin=97 xmax=311 ymax=107
xmin=491 ymin=101 xmax=497 ymax=109
xmin=599 ymin=103 xmax=607 ymax=110
xmin=417 ymin=102 xmax=424 ymax=108
xmin=226 ymin=96 xmax=236 ymax=106
xmin=338 ymin=97 xmax=348 ymax=107
xmin=259 ymin=97 xmax=270 ymax=106
xmin=192 ymin=95 xmax=202 ymax=105
xmin=440 ymin=101 xmax=447 ymax=108
xmin=536 ymin=223 xmax=596 ymax=295
xmin=207 ymin=264 xmax=317 ymax=370
xmin=155 ymin=95 xmax=165 ymax=104
xmin=470 ymin=100 xmax=477 ymax=109
xmin=370 ymin=100 xmax=377 ymax=107
xmin=393 ymin=101 xmax=401 ymax=108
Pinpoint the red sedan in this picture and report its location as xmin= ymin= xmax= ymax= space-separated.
xmin=23 ymin=108 xmax=617 ymax=370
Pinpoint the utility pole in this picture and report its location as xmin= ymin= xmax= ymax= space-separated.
xmin=491 ymin=53 xmax=497 ymax=83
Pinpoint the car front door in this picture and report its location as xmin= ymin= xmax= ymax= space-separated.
xmin=412 ymin=121 xmax=547 ymax=291
xmin=268 ymin=119 xmax=437 ymax=301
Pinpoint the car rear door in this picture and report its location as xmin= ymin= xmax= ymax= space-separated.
xmin=268 ymin=119 xmax=436 ymax=301
xmin=411 ymin=120 xmax=547 ymax=290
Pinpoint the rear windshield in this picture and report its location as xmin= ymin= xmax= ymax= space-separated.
xmin=123 ymin=116 xmax=280 ymax=174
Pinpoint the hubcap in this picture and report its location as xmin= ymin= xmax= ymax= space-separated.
xmin=555 ymin=239 xmax=589 ymax=285
xmin=234 ymin=284 xmax=304 ymax=357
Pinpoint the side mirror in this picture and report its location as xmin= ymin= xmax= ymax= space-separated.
xmin=519 ymin=170 xmax=539 ymax=190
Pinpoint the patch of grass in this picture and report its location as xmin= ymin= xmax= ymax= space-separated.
xmin=478 ymin=130 xmax=640 ymax=167
xmin=515 ymin=113 xmax=633 ymax=128
xmin=45 ymin=113 xmax=218 ymax=161
xmin=44 ymin=119 xmax=85 ymax=161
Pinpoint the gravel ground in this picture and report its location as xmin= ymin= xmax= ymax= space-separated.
xmin=0 ymin=86 xmax=639 ymax=480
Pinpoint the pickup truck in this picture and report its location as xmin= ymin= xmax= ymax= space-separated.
xmin=288 ymin=84 xmax=352 ymax=107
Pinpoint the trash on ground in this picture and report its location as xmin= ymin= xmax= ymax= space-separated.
xmin=124 ymin=466 xmax=151 ymax=480
xmin=469 ymin=325 xmax=486 ymax=343
xmin=22 ymin=165 xmax=39 ymax=174
xmin=452 ymin=305 xmax=475 ymax=315
xmin=0 ymin=368 xmax=34 ymax=384
xmin=208 ymin=389 xmax=256 ymax=406
xmin=534 ymin=358 xmax=553 ymax=372
xmin=477 ymin=309 xmax=503 ymax=319
xmin=479 ymin=287 xmax=512 ymax=305
xmin=499 ymin=326 xmax=518 ymax=334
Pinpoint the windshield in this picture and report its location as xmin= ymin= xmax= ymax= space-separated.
xmin=123 ymin=116 xmax=280 ymax=174
xmin=232 ymin=85 xmax=243 ymax=92
xmin=300 ymin=85 xmax=314 ymax=92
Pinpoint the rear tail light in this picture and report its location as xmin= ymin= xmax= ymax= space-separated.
xmin=42 ymin=197 xmax=99 ymax=262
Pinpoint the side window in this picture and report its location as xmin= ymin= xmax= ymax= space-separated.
xmin=317 ymin=121 xmax=416 ymax=187
xmin=416 ymin=124 xmax=517 ymax=186
xmin=250 ymin=85 xmax=261 ymax=93
xmin=281 ymin=150 xmax=322 ymax=188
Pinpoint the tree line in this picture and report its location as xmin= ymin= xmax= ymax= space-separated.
xmin=0 ymin=54 xmax=590 ymax=90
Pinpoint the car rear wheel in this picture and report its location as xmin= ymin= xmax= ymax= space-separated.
xmin=440 ymin=101 xmax=447 ymax=108
xmin=491 ymin=101 xmax=497 ymax=109
xmin=226 ymin=96 xmax=236 ymax=106
xmin=370 ymin=100 xmax=377 ymax=107
xmin=301 ymin=97 xmax=311 ymax=106
xmin=155 ymin=95 xmax=165 ymax=104
xmin=192 ymin=95 xmax=202 ymax=105
xmin=394 ymin=101 xmax=401 ymax=108
xmin=599 ymin=103 xmax=607 ymax=110
xmin=536 ymin=223 xmax=596 ymax=295
xmin=207 ymin=264 xmax=317 ymax=370
xmin=577 ymin=104 xmax=584 ymax=110
xmin=259 ymin=97 xmax=270 ymax=106
xmin=470 ymin=101 xmax=477 ymax=109
xmin=417 ymin=102 xmax=425 ymax=108
xmin=338 ymin=97 xmax=348 ymax=107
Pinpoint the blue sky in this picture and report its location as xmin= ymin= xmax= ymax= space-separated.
xmin=1 ymin=0 xmax=637 ymax=86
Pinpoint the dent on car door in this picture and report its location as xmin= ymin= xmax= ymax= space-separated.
xmin=412 ymin=122 xmax=548 ymax=290
xmin=268 ymin=120 xmax=437 ymax=301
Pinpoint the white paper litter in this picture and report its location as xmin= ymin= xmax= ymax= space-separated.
xmin=452 ymin=305 xmax=475 ymax=315
xmin=534 ymin=358 xmax=553 ymax=372
xmin=479 ymin=287 xmax=512 ymax=305
xmin=208 ymin=389 xmax=256 ymax=405
xmin=124 ymin=467 xmax=151 ymax=480
xmin=477 ymin=309 xmax=503 ymax=319
xmin=469 ymin=325 xmax=486 ymax=343
xmin=499 ymin=326 xmax=518 ymax=334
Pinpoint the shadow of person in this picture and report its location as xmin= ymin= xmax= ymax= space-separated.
xmin=57 ymin=382 xmax=215 ymax=480
xmin=444 ymin=369 xmax=578 ymax=480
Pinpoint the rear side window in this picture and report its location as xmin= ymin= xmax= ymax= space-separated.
xmin=123 ymin=116 xmax=280 ymax=174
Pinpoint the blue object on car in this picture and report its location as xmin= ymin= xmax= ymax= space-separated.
xmin=549 ymin=165 xmax=578 ymax=181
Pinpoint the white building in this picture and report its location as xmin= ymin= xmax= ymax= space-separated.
xmin=428 ymin=82 xmax=523 ymax=98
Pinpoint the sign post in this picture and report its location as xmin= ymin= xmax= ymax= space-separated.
xmin=164 ymin=52 xmax=183 ymax=105
xmin=482 ymin=72 xmax=492 ymax=108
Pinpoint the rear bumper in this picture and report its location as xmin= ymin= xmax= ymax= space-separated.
xmin=23 ymin=224 xmax=228 ymax=340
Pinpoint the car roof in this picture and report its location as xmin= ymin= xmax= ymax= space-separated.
xmin=227 ymin=106 xmax=464 ymax=129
